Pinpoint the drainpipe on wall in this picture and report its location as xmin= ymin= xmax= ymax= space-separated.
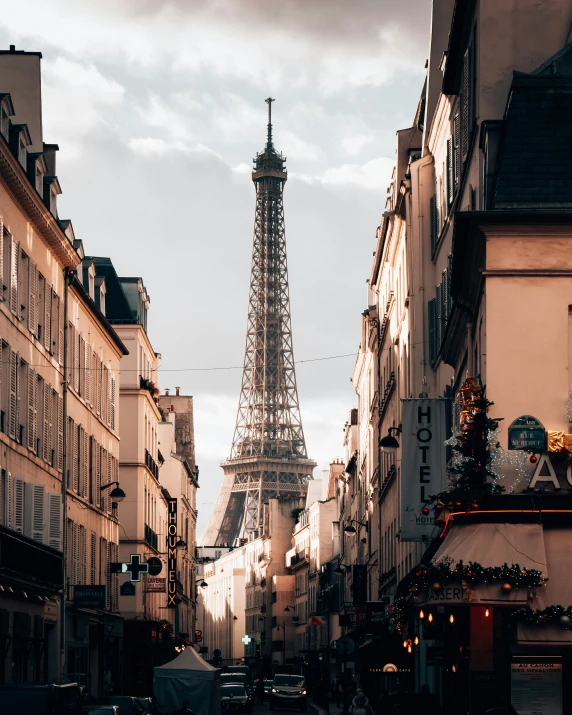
xmin=60 ymin=267 xmax=71 ymax=683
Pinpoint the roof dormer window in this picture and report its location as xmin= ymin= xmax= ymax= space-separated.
xmin=35 ymin=166 xmax=43 ymax=194
xmin=0 ymin=108 xmax=7 ymax=141
xmin=18 ymin=136 xmax=26 ymax=166
xmin=49 ymin=185 xmax=57 ymax=216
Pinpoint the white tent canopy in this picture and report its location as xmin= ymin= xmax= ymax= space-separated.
xmin=154 ymin=647 xmax=221 ymax=715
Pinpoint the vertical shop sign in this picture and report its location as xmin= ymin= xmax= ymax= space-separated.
xmin=167 ymin=497 xmax=178 ymax=608
xmin=401 ymin=398 xmax=448 ymax=541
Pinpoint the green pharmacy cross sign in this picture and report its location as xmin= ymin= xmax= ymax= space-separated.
xmin=122 ymin=554 xmax=149 ymax=582
xmin=241 ymin=635 xmax=252 ymax=645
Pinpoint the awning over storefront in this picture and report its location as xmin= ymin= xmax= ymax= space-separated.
xmin=423 ymin=523 xmax=547 ymax=606
xmin=433 ymin=523 xmax=547 ymax=572
xmin=518 ymin=527 xmax=572 ymax=645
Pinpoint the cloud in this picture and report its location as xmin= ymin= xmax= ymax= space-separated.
xmin=41 ymin=57 xmax=125 ymax=156
xmin=342 ymin=134 xmax=374 ymax=157
xmin=139 ymin=94 xmax=192 ymax=140
xmin=322 ymin=156 xmax=395 ymax=191
xmin=280 ymin=131 xmax=321 ymax=161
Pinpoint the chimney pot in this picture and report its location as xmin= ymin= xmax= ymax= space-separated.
xmin=175 ymin=387 xmax=180 ymax=396
xmin=165 ymin=388 xmax=170 ymax=396
xmin=9 ymin=45 xmax=15 ymax=52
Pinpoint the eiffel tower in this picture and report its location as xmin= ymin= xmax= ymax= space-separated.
xmin=203 ymin=99 xmax=316 ymax=546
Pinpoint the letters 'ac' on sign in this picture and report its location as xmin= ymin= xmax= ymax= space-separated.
xmin=508 ymin=415 xmax=546 ymax=451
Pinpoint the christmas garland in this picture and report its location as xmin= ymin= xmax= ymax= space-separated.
xmin=407 ymin=559 xmax=546 ymax=594
xmin=511 ymin=605 xmax=572 ymax=627
xmin=425 ymin=378 xmax=505 ymax=522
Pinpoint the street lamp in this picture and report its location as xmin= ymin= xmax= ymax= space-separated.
xmin=379 ymin=425 xmax=402 ymax=453
xmin=343 ymin=520 xmax=367 ymax=535
xmin=197 ymin=579 xmax=209 ymax=589
xmin=333 ymin=560 xmax=349 ymax=574
xmin=284 ymin=605 xmax=295 ymax=612
xmin=100 ymin=480 xmax=126 ymax=503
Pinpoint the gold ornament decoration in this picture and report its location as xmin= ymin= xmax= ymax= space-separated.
xmin=547 ymin=431 xmax=566 ymax=453
xmin=501 ymin=582 xmax=513 ymax=593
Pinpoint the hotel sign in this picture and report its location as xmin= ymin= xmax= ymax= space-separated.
xmin=401 ymin=398 xmax=448 ymax=541
xmin=167 ymin=498 xmax=178 ymax=608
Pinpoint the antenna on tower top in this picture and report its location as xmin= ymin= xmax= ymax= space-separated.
xmin=265 ymin=97 xmax=275 ymax=149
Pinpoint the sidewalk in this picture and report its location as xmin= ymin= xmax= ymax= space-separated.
xmin=310 ymin=699 xmax=344 ymax=715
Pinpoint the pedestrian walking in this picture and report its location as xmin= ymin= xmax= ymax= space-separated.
xmin=349 ymin=689 xmax=373 ymax=715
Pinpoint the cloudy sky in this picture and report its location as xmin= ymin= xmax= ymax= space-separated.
xmin=0 ymin=0 xmax=431 ymax=538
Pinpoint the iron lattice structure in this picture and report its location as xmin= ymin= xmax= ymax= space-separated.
xmin=203 ymin=99 xmax=316 ymax=546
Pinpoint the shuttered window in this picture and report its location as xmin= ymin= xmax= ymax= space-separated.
xmin=82 ymin=429 xmax=89 ymax=499
xmin=57 ymin=395 xmax=63 ymax=472
xmin=9 ymin=238 xmax=19 ymax=317
xmin=103 ymin=366 xmax=109 ymax=425
xmin=73 ymin=329 xmax=80 ymax=393
xmin=28 ymin=261 xmax=37 ymax=335
xmin=446 ymin=138 xmax=453 ymax=206
xmin=428 ymin=299 xmax=438 ymax=366
xmin=27 ymin=368 xmax=37 ymax=452
xmin=47 ymin=493 xmax=61 ymax=550
xmin=44 ymin=285 xmax=52 ymax=352
xmin=58 ymin=294 xmax=64 ymax=365
xmin=436 ymin=283 xmax=443 ymax=350
xmin=67 ymin=323 xmax=74 ymax=390
xmin=110 ymin=376 xmax=116 ymax=431
xmin=90 ymin=532 xmax=97 ymax=585
xmin=453 ymin=113 xmax=460 ymax=188
xmin=0 ymin=218 xmax=4 ymax=301
xmin=85 ymin=343 xmax=92 ymax=405
xmin=429 ymin=196 xmax=437 ymax=255
xmin=79 ymin=525 xmax=86 ymax=585
xmin=43 ymin=382 xmax=52 ymax=464
xmin=8 ymin=349 xmax=17 ymax=439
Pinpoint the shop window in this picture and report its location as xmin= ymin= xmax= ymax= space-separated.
xmin=67 ymin=646 xmax=88 ymax=687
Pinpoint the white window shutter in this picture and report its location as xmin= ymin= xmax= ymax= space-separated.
xmin=57 ymin=395 xmax=63 ymax=472
xmin=73 ymin=330 xmax=80 ymax=393
xmin=58 ymin=294 xmax=64 ymax=366
xmin=27 ymin=367 xmax=36 ymax=452
xmin=8 ymin=349 xmax=17 ymax=439
xmin=43 ymin=382 xmax=51 ymax=463
xmin=9 ymin=238 xmax=19 ymax=316
xmin=28 ymin=261 xmax=37 ymax=335
xmin=25 ymin=482 xmax=45 ymax=543
xmin=79 ymin=525 xmax=86 ymax=584
xmin=72 ymin=421 xmax=79 ymax=493
xmin=95 ymin=442 xmax=101 ymax=508
xmin=90 ymin=531 xmax=97 ymax=584
xmin=83 ymin=429 xmax=89 ymax=499
xmin=72 ymin=522 xmax=79 ymax=584
xmin=110 ymin=376 xmax=116 ymax=431
xmin=47 ymin=492 xmax=62 ymax=551
xmin=44 ymin=284 xmax=52 ymax=351
xmin=85 ymin=345 xmax=92 ymax=406
xmin=13 ymin=477 xmax=24 ymax=534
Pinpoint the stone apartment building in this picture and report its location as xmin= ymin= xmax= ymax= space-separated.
xmin=0 ymin=46 xmax=126 ymax=693
xmin=338 ymin=0 xmax=572 ymax=711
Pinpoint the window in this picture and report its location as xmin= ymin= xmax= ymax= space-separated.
xmin=35 ymin=167 xmax=43 ymax=195
xmin=67 ymin=647 xmax=88 ymax=688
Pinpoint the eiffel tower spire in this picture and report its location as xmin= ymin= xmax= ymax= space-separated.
xmin=203 ymin=99 xmax=315 ymax=546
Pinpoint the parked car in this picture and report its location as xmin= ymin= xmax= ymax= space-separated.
xmin=224 ymin=666 xmax=252 ymax=689
xmin=92 ymin=697 xmax=145 ymax=715
xmin=220 ymin=673 xmax=248 ymax=688
xmin=263 ymin=680 xmax=273 ymax=701
xmin=0 ymin=683 xmax=82 ymax=715
xmin=137 ymin=698 xmax=161 ymax=715
xmin=220 ymin=684 xmax=253 ymax=715
xmin=269 ymin=675 xmax=307 ymax=712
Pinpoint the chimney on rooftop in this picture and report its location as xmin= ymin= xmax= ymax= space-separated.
xmin=9 ymin=45 xmax=15 ymax=52
xmin=175 ymin=387 xmax=180 ymax=396
xmin=165 ymin=388 xmax=169 ymax=396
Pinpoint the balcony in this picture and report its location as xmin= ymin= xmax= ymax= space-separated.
xmin=145 ymin=449 xmax=160 ymax=479
xmin=144 ymin=524 xmax=158 ymax=550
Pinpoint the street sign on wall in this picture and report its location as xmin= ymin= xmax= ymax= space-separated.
xmin=508 ymin=416 xmax=546 ymax=451
xmin=401 ymin=398 xmax=448 ymax=541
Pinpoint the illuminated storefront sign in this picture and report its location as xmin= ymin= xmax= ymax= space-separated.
xmin=167 ymin=497 xmax=178 ymax=608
